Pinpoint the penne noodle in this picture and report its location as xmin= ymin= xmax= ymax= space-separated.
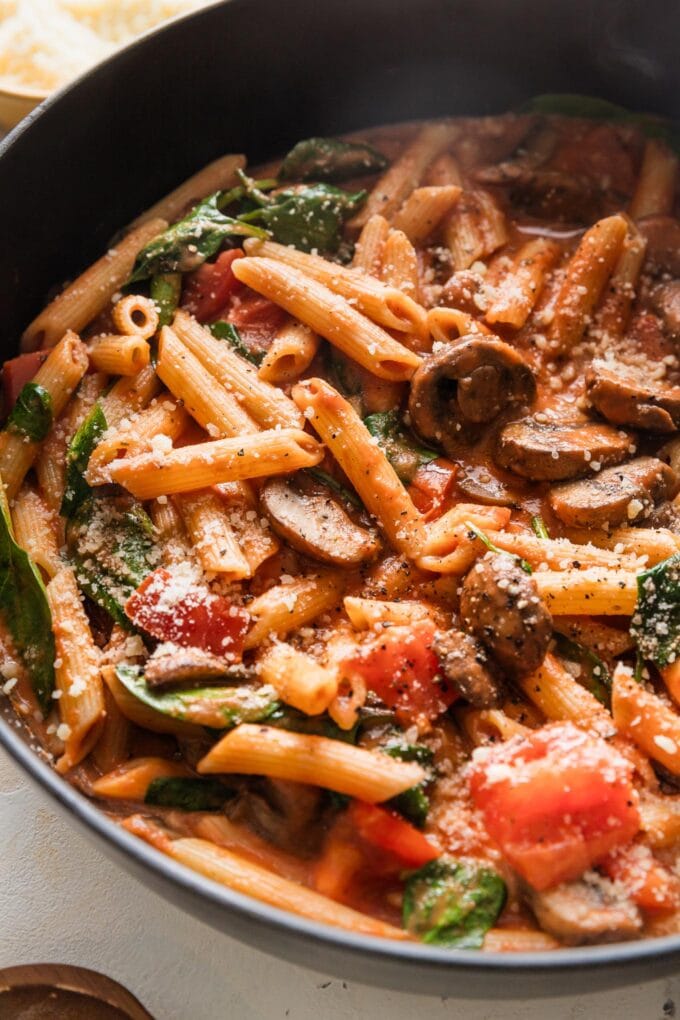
xmin=46 ymin=568 xmax=105 ymax=774
xmin=612 ymin=665 xmax=680 ymax=776
xmin=232 ymin=259 xmax=422 ymax=382
xmin=483 ymin=929 xmax=560 ymax=953
xmin=243 ymin=238 xmax=427 ymax=337
xmin=630 ymin=139 xmax=678 ymax=220
xmin=351 ymin=121 xmax=456 ymax=227
xmin=639 ymin=792 xmax=680 ymax=850
xmin=485 ymin=238 xmax=561 ymax=328
xmin=258 ymin=643 xmax=338 ymax=716
xmin=257 ymin=321 xmax=320 ymax=385
xmin=0 ymin=331 xmax=89 ymax=500
xmin=548 ymin=214 xmax=628 ymax=354
xmin=190 ymin=813 xmax=309 ymax=884
xmin=444 ymin=189 xmax=508 ymax=271
xmin=157 ymin=325 xmax=258 ymax=437
xmin=112 ymin=294 xmax=159 ymax=339
xmin=533 ymin=567 xmax=638 ymax=616
xmin=427 ymin=305 xmax=492 ymax=343
xmin=87 ymin=397 xmax=188 ymax=485
xmin=392 ymin=185 xmax=462 ymax=245
xmin=424 ymin=152 xmax=463 ymax=188
xmin=564 ymin=525 xmax=680 ymax=567
xmin=456 ymin=705 xmax=533 ymax=746
xmin=244 ymin=571 xmax=346 ymax=651
xmin=92 ymin=756 xmax=192 ymax=800
xmin=213 ymin=481 xmax=279 ymax=574
xmin=175 ymin=490 xmax=251 ymax=578
xmin=343 ymin=596 xmax=437 ymax=630
xmin=515 ymin=653 xmax=612 ymax=733
xmin=87 ymin=333 xmax=151 ymax=376
xmin=198 ymin=724 xmax=426 ymax=802
xmin=130 ymin=153 xmax=245 ymax=228
xmin=171 ymin=310 xmax=304 ymax=428
xmin=124 ymin=814 xmax=407 ymax=939
xmin=352 ymin=213 xmax=389 ymax=275
xmin=380 ymin=229 xmax=421 ymax=305
xmin=91 ymin=684 xmax=131 ymax=774
xmin=99 ymin=362 xmax=161 ymax=428
xmin=11 ymin=485 xmax=62 ymax=579
xmin=106 ymin=428 xmax=323 ymax=499
xmin=21 ymin=219 xmax=167 ymax=351
xmin=292 ymin=378 xmax=426 ymax=558
xmin=594 ymin=221 xmax=647 ymax=341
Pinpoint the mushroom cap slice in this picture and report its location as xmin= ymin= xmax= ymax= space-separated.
xmin=548 ymin=456 xmax=679 ymax=529
xmin=408 ymin=334 xmax=536 ymax=455
xmin=586 ymin=360 xmax=680 ymax=433
xmin=460 ymin=552 xmax=552 ymax=678
xmin=433 ymin=629 xmax=503 ymax=707
xmin=651 ymin=280 xmax=680 ymax=340
xmin=144 ymin=648 xmax=254 ymax=688
xmin=524 ymin=878 xmax=642 ymax=946
xmin=495 ymin=416 xmax=635 ymax=481
xmin=260 ymin=477 xmax=379 ymax=566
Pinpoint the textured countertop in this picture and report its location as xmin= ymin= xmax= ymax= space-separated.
xmin=0 ymin=748 xmax=677 ymax=1020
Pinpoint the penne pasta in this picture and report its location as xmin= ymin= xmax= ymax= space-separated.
xmin=106 ymin=427 xmax=323 ymax=499
xmin=91 ymin=684 xmax=131 ymax=774
xmin=87 ymin=333 xmax=151 ymax=376
xmin=380 ymin=229 xmax=421 ymax=304
xmin=21 ymin=218 xmax=167 ymax=351
xmin=257 ymin=321 xmax=320 ymax=385
xmin=212 ymin=481 xmax=279 ymax=574
xmin=243 ymin=238 xmax=427 ymax=337
xmin=231 ymin=258 xmax=422 ymax=382
xmin=198 ymin=724 xmax=426 ymax=801
xmin=533 ymin=567 xmax=638 ymax=615
xmin=485 ymin=237 xmax=560 ymax=328
xmin=630 ymin=139 xmax=678 ymax=221
xmin=594 ymin=221 xmax=647 ymax=341
xmin=515 ymin=653 xmax=612 ymax=732
xmin=99 ymin=362 xmax=161 ymax=428
xmin=292 ymin=377 xmax=426 ymax=558
xmin=244 ymin=571 xmax=346 ymax=650
xmin=612 ymin=665 xmax=680 ymax=776
xmin=175 ymin=490 xmax=251 ymax=578
xmin=392 ymin=185 xmax=462 ymax=245
xmin=92 ymin=757 xmax=192 ymax=800
xmin=11 ymin=485 xmax=62 ymax=579
xmin=548 ymin=214 xmax=628 ymax=354
xmin=343 ymin=596 xmax=436 ymax=630
xmin=0 ymin=331 xmax=89 ymax=500
xmin=112 ymin=294 xmax=159 ymax=339
xmin=257 ymin=642 xmax=338 ymax=716
xmin=46 ymin=568 xmax=105 ymax=774
xmin=444 ymin=189 xmax=508 ymax=270
xmin=352 ymin=213 xmax=389 ymax=275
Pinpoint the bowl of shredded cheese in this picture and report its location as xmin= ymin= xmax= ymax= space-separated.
xmin=0 ymin=0 xmax=214 ymax=129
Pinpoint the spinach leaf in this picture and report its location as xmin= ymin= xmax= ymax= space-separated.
xmin=150 ymin=272 xmax=182 ymax=328
xmin=465 ymin=521 xmax=532 ymax=575
xmin=0 ymin=488 xmax=55 ymax=711
xmin=145 ymin=776 xmax=235 ymax=811
xmin=128 ymin=192 xmax=268 ymax=284
xmin=521 ymin=94 xmax=680 ymax=154
xmin=243 ymin=183 xmax=366 ymax=253
xmin=304 ymin=467 xmax=362 ymax=509
xmin=61 ymin=403 xmax=107 ymax=518
xmin=384 ymin=738 xmax=434 ymax=828
xmin=403 ymin=858 xmax=506 ymax=948
xmin=531 ymin=515 xmax=550 ymax=540
xmin=7 ymin=383 xmax=53 ymax=442
xmin=364 ymin=410 xmax=438 ymax=484
xmin=630 ymin=553 xmax=680 ymax=666
xmin=552 ymin=632 xmax=611 ymax=707
xmin=115 ymin=664 xmax=280 ymax=728
xmin=67 ymin=495 xmax=157 ymax=627
xmin=279 ymin=137 xmax=388 ymax=182
xmin=208 ymin=321 xmax=264 ymax=366
xmin=268 ymin=704 xmax=359 ymax=744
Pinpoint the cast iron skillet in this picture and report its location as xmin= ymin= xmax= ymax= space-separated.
xmin=2 ymin=0 xmax=680 ymax=997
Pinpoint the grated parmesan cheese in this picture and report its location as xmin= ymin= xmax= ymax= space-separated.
xmin=0 ymin=0 xmax=214 ymax=93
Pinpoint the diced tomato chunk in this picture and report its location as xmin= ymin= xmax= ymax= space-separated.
xmin=226 ymin=289 xmax=287 ymax=343
xmin=125 ymin=567 xmax=249 ymax=659
xmin=468 ymin=721 xmax=640 ymax=891
xmin=341 ymin=620 xmax=458 ymax=725
xmin=601 ymin=844 xmax=680 ymax=914
xmin=2 ymin=351 xmax=47 ymax=411
xmin=348 ymin=801 xmax=440 ymax=868
xmin=408 ymin=458 xmax=458 ymax=519
xmin=181 ymin=249 xmax=245 ymax=322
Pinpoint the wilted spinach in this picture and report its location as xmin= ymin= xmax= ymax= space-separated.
xmin=552 ymin=631 xmax=611 ymax=707
xmin=150 ymin=272 xmax=182 ymax=327
xmin=6 ymin=382 xmax=52 ymax=442
xmin=279 ymin=137 xmax=388 ymax=182
xmin=364 ymin=410 xmax=438 ymax=484
xmin=403 ymin=858 xmax=506 ymax=948
xmin=241 ymin=182 xmax=366 ymax=253
xmin=630 ymin=553 xmax=680 ymax=667
xmin=522 ymin=94 xmax=680 ymax=153
xmin=145 ymin=776 xmax=235 ymax=811
xmin=208 ymin=321 xmax=264 ymax=366
xmin=61 ymin=403 xmax=107 ymax=518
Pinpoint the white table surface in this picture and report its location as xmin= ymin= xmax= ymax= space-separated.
xmin=0 ymin=747 xmax=677 ymax=1019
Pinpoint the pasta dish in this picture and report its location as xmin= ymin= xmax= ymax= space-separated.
xmin=4 ymin=96 xmax=680 ymax=950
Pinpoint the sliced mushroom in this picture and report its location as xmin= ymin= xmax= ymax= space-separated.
xmin=459 ymin=553 xmax=552 ymax=678
xmin=548 ymin=456 xmax=679 ymax=529
xmin=475 ymin=121 xmax=558 ymax=185
xmin=495 ymin=416 xmax=635 ymax=481
xmin=524 ymin=877 xmax=642 ymax=946
xmin=638 ymin=215 xmax=680 ymax=276
xmin=408 ymin=335 xmax=536 ymax=455
xmin=260 ymin=477 xmax=379 ymax=566
xmin=455 ymin=463 xmax=525 ymax=507
xmin=651 ymin=280 xmax=680 ymax=340
xmin=144 ymin=647 xmax=251 ymax=688
xmin=227 ymin=778 xmax=325 ymax=856
xmin=433 ymin=630 xmax=503 ymax=707
xmin=440 ymin=270 xmax=484 ymax=315
xmin=586 ymin=360 xmax=680 ymax=433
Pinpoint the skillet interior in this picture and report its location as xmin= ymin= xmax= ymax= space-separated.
xmin=1 ymin=0 xmax=680 ymax=995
